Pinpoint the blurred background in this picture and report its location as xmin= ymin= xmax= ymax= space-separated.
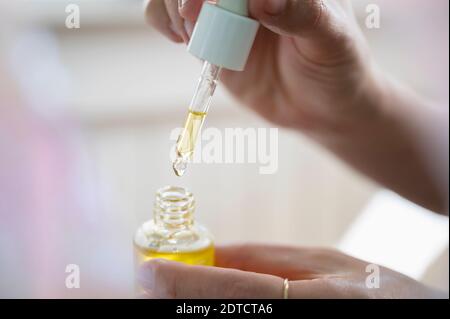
xmin=0 ymin=0 xmax=448 ymax=298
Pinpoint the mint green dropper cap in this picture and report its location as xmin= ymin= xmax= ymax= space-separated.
xmin=187 ymin=0 xmax=259 ymax=71
xmin=217 ymin=0 xmax=249 ymax=16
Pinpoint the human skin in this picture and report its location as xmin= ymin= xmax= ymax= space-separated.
xmin=146 ymin=0 xmax=449 ymax=214
xmin=138 ymin=245 xmax=447 ymax=298
xmin=142 ymin=0 xmax=449 ymax=298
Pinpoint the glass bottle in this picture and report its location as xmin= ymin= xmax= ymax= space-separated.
xmin=134 ymin=186 xmax=214 ymax=269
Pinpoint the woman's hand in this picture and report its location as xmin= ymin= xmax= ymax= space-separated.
xmin=145 ymin=0 xmax=378 ymax=132
xmin=138 ymin=244 xmax=443 ymax=299
xmin=145 ymin=0 xmax=449 ymax=213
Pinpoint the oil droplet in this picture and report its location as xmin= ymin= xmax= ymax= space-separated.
xmin=173 ymin=155 xmax=188 ymax=177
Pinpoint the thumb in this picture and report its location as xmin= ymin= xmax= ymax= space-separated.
xmin=138 ymin=259 xmax=284 ymax=299
xmin=249 ymin=0 xmax=354 ymax=52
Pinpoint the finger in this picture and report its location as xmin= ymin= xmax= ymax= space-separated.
xmin=145 ymin=0 xmax=184 ymax=43
xmin=248 ymin=0 xmax=354 ymax=54
xmin=216 ymin=244 xmax=324 ymax=280
xmin=289 ymin=278 xmax=364 ymax=299
xmin=249 ymin=0 xmax=331 ymax=36
xmin=165 ymin=0 xmax=190 ymax=43
xmin=138 ymin=259 xmax=284 ymax=299
xmin=178 ymin=0 xmax=205 ymax=23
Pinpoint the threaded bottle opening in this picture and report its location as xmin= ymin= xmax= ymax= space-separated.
xmin=154 ymin=186 xmax=195 ymax=229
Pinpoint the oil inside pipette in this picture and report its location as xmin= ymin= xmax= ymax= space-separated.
xmin=173 ymin=109 xmax=207 ymax=176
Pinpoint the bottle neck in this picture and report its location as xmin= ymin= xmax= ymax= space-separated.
xmin=154 ymin=186 xmax=195 ymax=231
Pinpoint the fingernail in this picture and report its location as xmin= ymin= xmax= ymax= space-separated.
xmin=138 ymin=260 xmax=166 ymax=290
xmin=264 ymin=0 xmax=287 ymax=16
xmin=169 ymin=22 xmax=183 ymax=40
xmin=169 ymin=22 xmax=178 ymax=34
xmin=184 ymin=20 xmax=194 ymax=38
xmin=178 ymin=0 xmax=190 ymax=10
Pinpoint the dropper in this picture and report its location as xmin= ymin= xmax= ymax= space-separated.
xmin=172 ymin=0 xmax=259 ymax=177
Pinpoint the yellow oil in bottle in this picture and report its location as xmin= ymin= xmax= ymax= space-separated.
xmin=134 ymin=186 xmax=214 ymax=293
xmin=173 ymin=110 xmax=207 ymax=177
xmin=134 ymin=244 xmax=215 ymax=266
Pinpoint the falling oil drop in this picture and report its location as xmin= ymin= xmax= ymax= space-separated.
xmin=173 ymin=155 xmax=188 ymax=177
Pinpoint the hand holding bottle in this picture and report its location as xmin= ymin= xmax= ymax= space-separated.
xmin=138 ymin=244 xmax=445 ymax=298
